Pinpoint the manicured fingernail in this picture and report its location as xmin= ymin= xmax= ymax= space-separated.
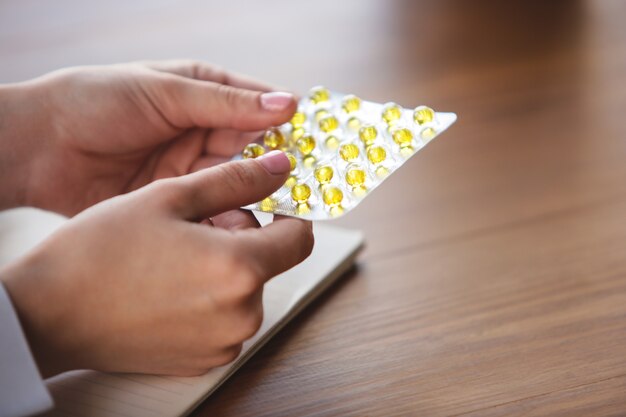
xmin=260 ymin=92 xmax=294 ymax=111
xmin=257 ymin=150 xmax=291 ymax=174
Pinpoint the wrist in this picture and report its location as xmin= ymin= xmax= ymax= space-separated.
xmin=0 ymin=82 xmax=48 ymax=210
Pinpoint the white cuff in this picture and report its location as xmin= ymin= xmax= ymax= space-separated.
xmin=0 ymin=283 xmax=54 ymax=417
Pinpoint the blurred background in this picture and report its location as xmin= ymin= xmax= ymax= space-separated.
xmin=2 ymin=1 xmax=626 ymax=415
xmin=2 ymin=0 xmax=619 ymax=255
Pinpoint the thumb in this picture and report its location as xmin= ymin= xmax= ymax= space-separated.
xmin=161 ymin=150 xmax=291 ymax=220
xmin=151 ymin=73 xmax=298 ymax=131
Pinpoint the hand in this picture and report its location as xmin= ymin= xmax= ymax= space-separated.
xmin=0 ymin=153 xmax=314 ymax=377
xmin=0 ymin=60 xmax=296 ymax=215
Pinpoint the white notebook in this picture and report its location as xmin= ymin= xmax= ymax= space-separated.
xmin=0 ymin=209 xmax=363 ymax=417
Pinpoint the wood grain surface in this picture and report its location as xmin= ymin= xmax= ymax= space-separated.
xmin=2 ymin=0 xmax=625 ymax=415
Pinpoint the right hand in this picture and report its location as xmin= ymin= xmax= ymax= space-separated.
xmin=0 ymin=151 xmax=314 ymax=377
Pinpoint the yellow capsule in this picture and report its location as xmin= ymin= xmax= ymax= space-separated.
xmin=314 ymin=108 xmax=329 ymax=122
xmin=303 ymin=155 xmax=317 ymax=168
xmin=352 ymin=186 xmax=367 ymax=197
xmin=284 ymin=175 xmax=297 ymax=188
xmin=309 ymin=86 xmax=330 ymax=104
xmin=375 ymin=166 xmax=390 ymax=178
xmin=400 ymin=145 xmax=415 ymax=158
xmin=319 ymin=115 xmax=339 ymax=133
xmin=242 ymin=143 xmax=265 ymax=159
xmin=285 ymin=152 xmax=297 ymax=171
xmin=329 ymin=205 xmax=344 ymax=217
xmin=290 ymin=112 xmax=306 ymax=128
xmin=367 ymin=146 xmax=387 ymax=164
xmin=392 ymin=127 xmax=413 ymax=148
xmin=314 ymin=165 xmax=334 ymax=184
xmin=296 ymin=203 xmax=311 ymax=215
xmin=413 ymin=105 xmax=435 ymax=125
xmin=358 ymin=125 xmax=378 ymax=146
xmin=339 ymin=143 xmax=360 ymax=161
xmin=342 ymin=95 xmax=361 ymax=113
xmin=292 ymin=127 xmax=305 ymax=141
xmin=345 ymin=167 xmax=366 ymax=187
xmin=323 ymin=186 xmax=343 ymax=206
xmin=291 ymin=183 xmax=311 ymax=204
xmin=263 ymin=128 xmax=285 ymax=149
xmin=421 ymin=127 xmax=437 ymax=141
xmin=347 ymin=117 xmax=361 ymax=131
xmin=297 ymin=135 xmax=316 ymax=156
xmin=382 ymin=102 xmax=402 ymax=125
xmin=259 ymin=197 xmax=276 ymax=212
xmin=325 ymin=135 xmax=340 ymax=150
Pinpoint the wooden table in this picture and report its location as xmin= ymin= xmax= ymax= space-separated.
xmin=2 ymin=0 xmax=625 ymax=415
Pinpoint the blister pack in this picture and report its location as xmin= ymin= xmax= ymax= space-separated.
xmin=235 ymin=86 xmax=456 ymax=220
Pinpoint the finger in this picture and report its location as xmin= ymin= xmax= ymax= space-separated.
xmin=164 ymin=151 xmax=291 ymax=220
xmin=151 ymin=129 xmax=207 ymax=180
xmin=205 ymin=129 xmax=262 ymax=156
xmin=190 ymin=156 xmax=230 ymax=172
xmin=211 ymin=209 xmax=260 ymax=230
xmin=152 ymin=75 xmax=297 ymax=131
xmin=234 ymin=217 xmax=314 ymax=282
xmin=139 ymin=59 xmax=281 ymax=92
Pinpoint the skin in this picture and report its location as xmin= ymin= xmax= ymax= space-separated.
xmin=0 ymin=61 xmax=314 ymax=378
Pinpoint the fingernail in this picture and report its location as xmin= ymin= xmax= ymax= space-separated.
xmin=257 ymin=150 xmax=291 ymax=174
xmin=260 ymin=92 xmax=294 ymax=111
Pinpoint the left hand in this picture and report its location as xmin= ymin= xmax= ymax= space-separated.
xmin=0 ymin=60 xmax=296 ymax=215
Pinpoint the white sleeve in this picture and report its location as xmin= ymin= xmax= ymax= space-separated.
xmin=0 ymin=283 xmax=54 ymax=417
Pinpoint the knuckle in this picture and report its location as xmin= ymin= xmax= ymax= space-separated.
xmin=230 ymin=264 xmax=261 ymax=300
xmin=239 ymin=308 xmax=264 ymax=340
xmin=213 ymin=344 xmax=243 ymax=366
xmin=204 ymin=64 xmax=227 ymax=83
xmin=186 ymin=60 xmax=203 ymax=80
xmin=143 ymin=177 xmax=178 ymax=200
xmin=214 ymin=254 xmax=261 ymax=305
xmin=148 ymin=178 xmax=190 ymax=210
xmin=216 ymin=84 xmax=240 ymax=108
xmin=221 ymin=162 xmax=258 ymax=191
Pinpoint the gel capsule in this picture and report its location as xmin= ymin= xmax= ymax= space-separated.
xmin=285 ymin=152 xmax=297 ymax=171
xmin=291 ymin=183 xmax=311 ymax=204
xmin=309 ymin=86 xmax=330 ymax=104
xmin=392 ymin=127 xmax=413 ymax=148
xmin=319 ymin=115 xmax=339 ymax=133
xmin=342 ymin=95 xmax=361 ymax=113
xmin=347 ymin=117 xmax=361 ymax=131
xmin=339 ymin=143 xmax=360 ymax=161
xmin=285 ymin=175 xmax=297 ymax=188
xmin=263 ymin=128 xmax=285 ymax=149
xmin=359 ymin=125 xmax=378 ymax=146
xmin=375 ymin=165 xmax=390 ymax=178
xmin=345 ymin=166 xmax=366 ymax=187
xmin=292 ymin=127 xmax=305 ymax=141
xmin=367 ymin=145 xmax=387 ymax=164
xmin=322 ymin=186 xmax=343 ymax=206
xmin=315 ymin=109 xmax=330 ymax=122
xmin=297 ymin=135 xmax=316 ymax=156
xmin=421 ymin=127 xmax=437 ymax=141
xmin=290 ymin=112 xmax=306 ymax=128
xmin=303 ymin=155 xmax=317 ymax=168
xmin=325 ymin=135 xmax=340 ymax=150
xmin=413 ymin=105 xmax=435 ymax=125
xmin=242 ymin=143 xmax=265 ymax=159
xmin=259 ymin=197 xmax=276 ymax=212
xmin=382 ymin=102 xmax=402 ymax=125
xmin=314 ymin=165 xmax=334 ymax=184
